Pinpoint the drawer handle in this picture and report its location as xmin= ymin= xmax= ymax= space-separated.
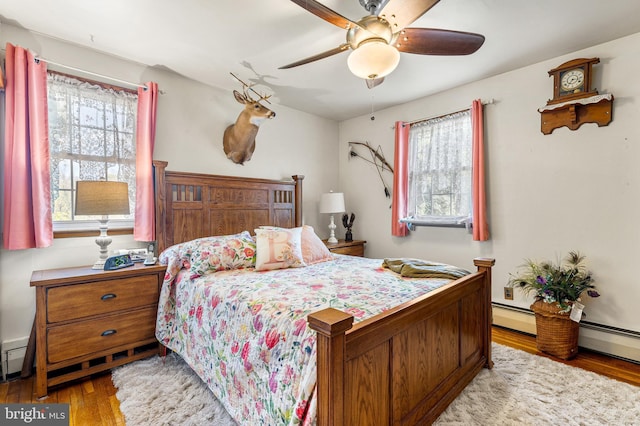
xmin=101 ymin=293 xmax=117 ymax=301
xmin=101 ymin=329 xmax=117 ymax=337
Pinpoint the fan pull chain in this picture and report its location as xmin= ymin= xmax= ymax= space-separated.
xmin=370 ymin=93 xmax=376 ymax=121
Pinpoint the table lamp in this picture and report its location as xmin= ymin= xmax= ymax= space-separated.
xmin=75 ymin=181 xmax=130 ymax=269
xmin=319 ymin=191 xmax=345 ymax=244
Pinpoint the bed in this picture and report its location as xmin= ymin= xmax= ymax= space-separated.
xmin=152 ymin=160 xmax=495 ymax=425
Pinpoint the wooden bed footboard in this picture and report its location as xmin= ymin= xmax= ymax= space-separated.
xmin=308 ymin=258 xmax=495 ymax=426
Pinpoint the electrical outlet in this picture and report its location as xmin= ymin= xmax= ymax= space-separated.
xmin=504 ymin=287 xmax=514 ymax=300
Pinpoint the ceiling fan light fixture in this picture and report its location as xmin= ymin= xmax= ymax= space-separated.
xmin=347 ymin=39 xmax=400 ymax=80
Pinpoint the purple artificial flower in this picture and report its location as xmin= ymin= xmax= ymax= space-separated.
xmin=536 ymin=275 xmax=547 ymax=285
xmin=587 ymin=290 xmax=600 ymax=298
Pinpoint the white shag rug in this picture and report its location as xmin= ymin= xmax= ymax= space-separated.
xmin=112 ymin=343 xmax=640 ymax=425
xmin=112 ymin=353 xmax=236 ymax=426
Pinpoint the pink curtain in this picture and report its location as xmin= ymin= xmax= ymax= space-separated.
xmin=2 ymin=43 xmax=53 ymax=249
xmin=472 ymin=99 xmax=489 ymax=241
xmin=391 ymin=121 xmax=409 ymax=237
xmin=133 ymin=82 xmax=158 ymax=242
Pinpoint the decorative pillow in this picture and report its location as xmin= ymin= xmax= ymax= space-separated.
xmin=188 ymin=231 xmax=256 ymax=277
xmin=254 ymin=227 xmax=306 ymax=271
xmin=301 ymin=225 xmax=334 ymax=265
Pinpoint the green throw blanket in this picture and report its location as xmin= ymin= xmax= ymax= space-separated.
xmin=382 ymin=258 xmax=471 ymax=279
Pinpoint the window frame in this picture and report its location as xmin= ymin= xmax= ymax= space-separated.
xmin=401 ymin=109 xmax=473 ymax=230
xmin=47 ymin=70 xmax=138 ymax=235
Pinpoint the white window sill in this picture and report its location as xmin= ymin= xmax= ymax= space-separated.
xmin=53 ymin=219 xmax=134 ymax=233
xmin=400 ymin=216 xmax=471 ymax=231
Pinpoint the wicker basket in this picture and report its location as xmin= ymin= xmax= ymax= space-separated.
xmin=531 ymin=300 xmax=580 ymax=360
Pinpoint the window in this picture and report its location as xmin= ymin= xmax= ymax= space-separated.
xmin=47 ymin=73 xmax=138 ymax=231
xmin=404 ymin=110 xmax=472 ymax=227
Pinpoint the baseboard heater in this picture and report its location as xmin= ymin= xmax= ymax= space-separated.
xmin=492 ymin=302 xmax=640 ymax=364
xmin=1 ymin=337 xmax=29 ymax=381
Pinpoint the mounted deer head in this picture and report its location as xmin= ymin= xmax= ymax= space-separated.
xmin=223 ymin=76 xmax=275 ymax=165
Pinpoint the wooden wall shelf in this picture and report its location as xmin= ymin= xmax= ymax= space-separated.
xmin=539 ymin=94 xmax=613 ymax=135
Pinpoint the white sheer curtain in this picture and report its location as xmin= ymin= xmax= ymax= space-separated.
xmin=407 ymin=110 xmax=472 ymax=225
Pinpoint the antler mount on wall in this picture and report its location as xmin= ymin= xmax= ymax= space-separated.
xmin=222 ymin=73 xmax=275 ymax=165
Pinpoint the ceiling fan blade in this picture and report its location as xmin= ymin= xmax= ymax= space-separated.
xmin=288 ymin=0 xmax=358 ymax=29
xmin=366 ymin=77 xmax=385 ymax=89
xmin=279 ymin=44 xmax=350 ymax=69
xmin=396 ymin=28 xmax=485 ymax=55
xmin=379 ymin=0 xmax=440 ymax=31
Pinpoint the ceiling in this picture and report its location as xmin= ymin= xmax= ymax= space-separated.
xmin=2 ymin=0 xmax=640 ymax=121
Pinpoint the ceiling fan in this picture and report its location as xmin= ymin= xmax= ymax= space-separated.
xmin=279 ymin=0 xmax=485 ymax=88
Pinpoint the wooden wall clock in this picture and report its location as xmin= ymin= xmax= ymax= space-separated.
xmin=547 ymin=58 xmax=600 ymax=105
xmin=539 ymin=57 xmax=613 ymax=134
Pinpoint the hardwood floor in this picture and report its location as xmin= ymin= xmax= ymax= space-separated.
xmin=0 ymin=371 xmax=124 ymax=426
xmin=2 ymin=326 xmax=639 ymax=425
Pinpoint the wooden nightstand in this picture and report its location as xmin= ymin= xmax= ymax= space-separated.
xmin=30 ymin=262 xmax=166 ymax=398
xmin=323 ymin=239 xmax=366 ymax=257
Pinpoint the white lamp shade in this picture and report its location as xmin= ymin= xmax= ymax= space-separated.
xmin=75 ymin=181 xmax=130 ymax=216
xmin=347 ymin=40 xmax=400 ymax=79
xmin=319 ymin=192 xmax=345 ymax=214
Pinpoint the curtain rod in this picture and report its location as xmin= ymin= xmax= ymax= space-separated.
xmin=393 ymin=98 xmax=495 ymax=128
xmin=2 ymin=47 xmax=165 ymax=93
xmin=39 ymin=57 xmax=155 ymax=91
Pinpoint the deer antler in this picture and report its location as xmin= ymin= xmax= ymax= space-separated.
xmin=242 ymin=83 xmax=256 ymax=102
xmin=230 ymin=72 xmax=272 ymax=104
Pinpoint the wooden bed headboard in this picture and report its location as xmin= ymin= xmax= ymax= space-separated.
xmin=153 ymin=160 xmax=304 ymax=254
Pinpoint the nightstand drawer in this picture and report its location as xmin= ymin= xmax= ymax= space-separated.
xmin=330 ymin=245 xmax=364 ymax=256
xmin=47 ymin=275 xmax=159 ymax=323
xmin=323 ymin=239 xmax=366 ymax=257
xmin=47 ymin=307 xmax=157 ymax=364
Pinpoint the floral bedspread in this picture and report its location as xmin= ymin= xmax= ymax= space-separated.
xmin=155 ymin=253 xmax=457 ymax=425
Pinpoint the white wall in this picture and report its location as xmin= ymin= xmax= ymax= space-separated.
xmin=339 ymin=33 xmax=640 ymax=338
xmin=0 ymin=24 xmax=339 ymax=346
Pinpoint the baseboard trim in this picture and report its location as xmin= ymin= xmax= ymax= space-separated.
xmin=492 ymin=303 xmax=640 ymax=363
